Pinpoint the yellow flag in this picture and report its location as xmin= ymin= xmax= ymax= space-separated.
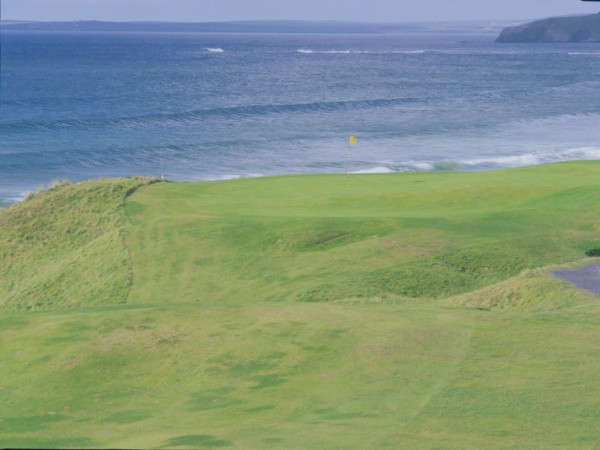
xmin=349 ymin=135 xmax=357 ymax=145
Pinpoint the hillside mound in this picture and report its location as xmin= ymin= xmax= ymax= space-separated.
xmin=0 ymin=177 xmax=157 ymax=312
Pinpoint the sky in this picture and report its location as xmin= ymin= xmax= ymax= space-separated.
xmin=2 ymin=0 xmax=600 ymax=23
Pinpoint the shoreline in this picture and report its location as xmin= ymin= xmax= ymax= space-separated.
xmin=3 ymin=158 xmax=600 ymax=208
xmin=3 ymin=145 xmax=600 ymax=207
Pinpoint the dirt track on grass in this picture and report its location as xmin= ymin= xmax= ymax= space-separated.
xmin=555 ymin=261 xmax=600 ymax=297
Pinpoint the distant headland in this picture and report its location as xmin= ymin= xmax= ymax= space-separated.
xmin=0 ymin=19 xmax=511 ymax=34
xmin=497 ymin=12 xmax=600 ymax=43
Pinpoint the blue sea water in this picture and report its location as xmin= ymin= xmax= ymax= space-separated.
xmin=2 ymin=30 xmax=600 ymax=204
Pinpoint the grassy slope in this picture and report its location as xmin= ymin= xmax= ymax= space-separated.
xmin=1 ymin=162 xmax=600 ymax=448
xmin=0 ymin=178 xmax=157 ymax=312
xmin=126 ymin=162 xmax=600 ymax=305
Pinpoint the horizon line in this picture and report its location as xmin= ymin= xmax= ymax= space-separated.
xmin=0 ymin=18 xmax=534 ymax=25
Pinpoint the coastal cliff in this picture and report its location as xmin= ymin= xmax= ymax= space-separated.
xmin=497 ymin=12 xmax=600 ymax=43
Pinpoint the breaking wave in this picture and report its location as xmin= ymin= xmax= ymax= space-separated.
xmin=297 ymin=49 xmax=372 ymax=54
xmin=352 ymin=167 xmax=395 ymax=174
xmin=392 ymin=50 xmax=426 ymax=54
xmin=363 ymin=147 xmax=600 ymax=174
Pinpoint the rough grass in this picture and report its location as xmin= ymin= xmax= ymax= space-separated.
xmin=0 ymin=177 xmax=158 ymax=312
xmin=2 ymin=162 xmax=600 ymax=448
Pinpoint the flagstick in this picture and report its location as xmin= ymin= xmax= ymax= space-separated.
xmin=347 ymin=135 xmax=356 ymax=187
xmin=347 ymin=144 xmax=351 ymax=187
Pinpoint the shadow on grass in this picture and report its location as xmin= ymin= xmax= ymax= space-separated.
xmin=189 ymin=387 xmax=243 ymax=411
xmin=0 ymin=437 xmax=95 ymax=449
xmin=164 ymin=434 xmax=233 ymax=448
xmin=100 ymin=410 xmax=152 ymax=424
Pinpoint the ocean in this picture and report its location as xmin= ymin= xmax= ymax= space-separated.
xmin=2 ymin=30 xmax=600 ymax=204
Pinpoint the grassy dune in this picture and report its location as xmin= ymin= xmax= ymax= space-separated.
xmin=1 ymin=162 xmax=600 ymax=448
xmin=0 ymin=178 xmax=157 ymax=312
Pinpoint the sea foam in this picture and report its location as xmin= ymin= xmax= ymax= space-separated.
xmin=416 ymin=147 xmax=600 ymax=172
xmin=297 ymin=49 xmax=371 ymax=54
xmin=352 ymin=167 xmax=395 ymax=174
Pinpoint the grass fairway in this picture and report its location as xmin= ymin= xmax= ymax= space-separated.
xmin=2 ymin=162 xmax=600 ymax=448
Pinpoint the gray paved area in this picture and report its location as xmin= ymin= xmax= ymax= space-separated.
xmin=554 ymin=261 xmax=600 ymax=297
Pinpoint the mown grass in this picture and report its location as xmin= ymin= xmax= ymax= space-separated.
xmin=2 ymin=162 xmax=600 ymax=448
xmin=0 ymin=303 xmax=473 ymax=448
xmin=126 ymin=161 xmax=600 ymax=306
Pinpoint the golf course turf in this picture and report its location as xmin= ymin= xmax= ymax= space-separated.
xmin=1 ymin=161 xmax=600 ymax=448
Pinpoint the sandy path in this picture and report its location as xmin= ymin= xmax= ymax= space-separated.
xmin=555 ymin=261 xmax=600 ymax=297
